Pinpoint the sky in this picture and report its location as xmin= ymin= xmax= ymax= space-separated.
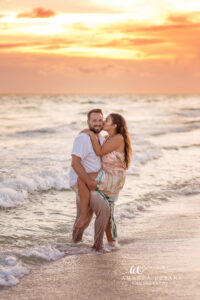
xmin=0 ymin=0 xmax=200 ymax=94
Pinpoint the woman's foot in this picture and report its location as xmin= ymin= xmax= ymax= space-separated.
xmin=106 ymin=241 xmax=120 ymax=250
xmin=75 ymin=215 xmax=90 ymax=230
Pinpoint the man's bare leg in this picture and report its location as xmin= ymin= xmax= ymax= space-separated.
xmin=73 ymin=208 xmax=93 ymax=242
xmin=105 ymin=220 xmax=114 ymax=242
xmin=89 ymin=191 xmax=110 ymax=251
xmin=75 ymin=172 xmax=98 ymax=230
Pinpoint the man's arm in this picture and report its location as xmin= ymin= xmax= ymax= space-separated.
xmin=71 ymin=155 xmax=97 ymax=190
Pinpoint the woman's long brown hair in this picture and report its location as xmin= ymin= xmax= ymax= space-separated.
xmin=110 ymin=113 xmax=132 ymax=169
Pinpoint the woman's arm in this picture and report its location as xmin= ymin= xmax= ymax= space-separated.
xmin=82 ymin=130 xmax=123 ymax=156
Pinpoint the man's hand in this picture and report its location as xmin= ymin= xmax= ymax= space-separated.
xmin=72 ymin=155 xmax=93 ymax=186
xmin=87 ymin=180 xmax=98 ymax=191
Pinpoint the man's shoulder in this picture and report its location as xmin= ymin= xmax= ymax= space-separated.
xmin=73 ymin=133 xmax=91 ymax=149
xmin=71 ymin=133 xmax=91 ymax=156
xmin=74 ymin=133 xmax=90 ymax=142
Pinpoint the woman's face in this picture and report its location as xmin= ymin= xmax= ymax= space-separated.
xmin=103 ymin=115 xmax=114 ymax=131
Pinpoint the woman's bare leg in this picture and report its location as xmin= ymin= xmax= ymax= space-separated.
xmin=75 ymin=172 xmax=98 ymax=230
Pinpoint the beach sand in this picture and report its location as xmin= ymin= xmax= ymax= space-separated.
xmin=1 ymin=194 xmax=200 ymax=300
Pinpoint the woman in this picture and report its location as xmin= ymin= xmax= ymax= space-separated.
xmin=75 ymin=113 xmax=132 ymax=233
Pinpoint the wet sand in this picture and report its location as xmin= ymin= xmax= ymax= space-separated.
xmin=1 ymin=194 xmax=200 ymax=300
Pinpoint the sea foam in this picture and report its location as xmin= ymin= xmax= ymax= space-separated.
xmin=22 ymin=245 xmax=64 ymax=261
xmin=0 ymin=169 xmax=69 ymax=208
xmin=0 ymin=256 xmax=29 ymax=287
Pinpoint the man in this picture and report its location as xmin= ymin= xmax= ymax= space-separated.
xmin=69 ymin=108 xmax=114 ymax=251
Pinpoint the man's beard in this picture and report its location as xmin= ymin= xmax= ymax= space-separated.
xmin=89 ymin=126 xmax=103 ymax=134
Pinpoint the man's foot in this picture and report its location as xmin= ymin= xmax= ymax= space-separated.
xmin=74 ymin=215 xmax=90 ymax=230
xmin=72 ymin=229 xmax=83 ymax=242
xmin=91 ymin=245 xmax=108 ymax=254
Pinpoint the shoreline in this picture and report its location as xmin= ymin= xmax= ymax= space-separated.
xmin=1 ymin=194 xmax=200 ymax=300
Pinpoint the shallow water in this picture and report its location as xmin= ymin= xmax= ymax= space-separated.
xmin=0 ymin=94 xmax=200 ymax=286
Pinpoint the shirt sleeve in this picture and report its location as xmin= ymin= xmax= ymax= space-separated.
xmin=99 ymin=134 xmax=105 ymax=146
xmin=71 ymin=134 xmax=89 ymax=160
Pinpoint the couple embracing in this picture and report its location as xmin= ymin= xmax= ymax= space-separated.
xmin=69 ymin=109 xmax=132 ymax=251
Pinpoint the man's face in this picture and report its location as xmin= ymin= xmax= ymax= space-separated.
xmin=87 ymin=112 xmax=104 ymax=133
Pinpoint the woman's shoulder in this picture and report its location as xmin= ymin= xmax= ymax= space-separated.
xmin=113 ymin=133 xmax=124 ymax=142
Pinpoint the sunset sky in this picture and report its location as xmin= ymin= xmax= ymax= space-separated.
xmin=0 ymin=0 xmax=200 ymax=94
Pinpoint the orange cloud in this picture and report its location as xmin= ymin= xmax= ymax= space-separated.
xmin=0 ymin=43 xmax=26 ymax=49
xmin=0 ymin=14 xmax=5 ymax=18
xmin=42 ymin=40 xmax=74 ymax=50
xmin=95 ymin=38 xmax=165 ymax=48
xmin=102 ymin=11 xmax=200 ymax=34
xmin=167 ymin=11 xmax=200 ymax=23
xmin=97 ymin=12 xmax=200 ymax=58
xmin=0 ymin=39 xmax=76 ymax=52
xmin=0 ymin=42 xmax=43 ymax=49
xmin=17 ymin=7 xmax=55 ymax=18
xmin=1 ymin=10 xmax=200 ymax=62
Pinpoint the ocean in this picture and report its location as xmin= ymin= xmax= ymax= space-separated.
xmin=0 ymin=94 xmax=200 ymax=287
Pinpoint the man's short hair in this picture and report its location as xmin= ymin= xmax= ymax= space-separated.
xmin=87 ymin=109 xmax=103 ymax=120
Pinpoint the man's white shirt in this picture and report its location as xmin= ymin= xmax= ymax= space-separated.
xmin=69 ymin=133 xmax=105 ymax=187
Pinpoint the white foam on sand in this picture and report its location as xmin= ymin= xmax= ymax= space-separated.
xmin=0 ymin=241 xmax=119 ymax=287
xmin=0 ymin=246 xmax=65 ymax=287
xmin=0 ymin=256 xmax=29 ymax=287
xmin=21 ymin=245 xmax=65 ymax=261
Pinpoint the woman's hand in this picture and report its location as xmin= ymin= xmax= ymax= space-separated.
xmin=81 ymin=129 xmax=95 ymax=137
